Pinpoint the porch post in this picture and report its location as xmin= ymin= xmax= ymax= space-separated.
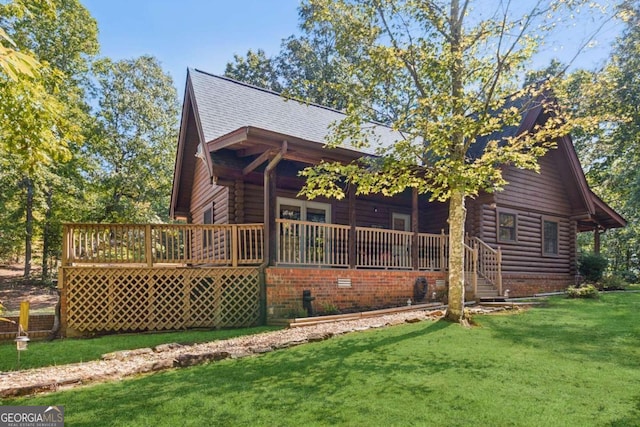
xmin=411 ymin=188 xmax=419 ymax=270
xmin=264 ymin=167 xmax=278 ymax=265
xmin=61 ymin=224 xmax=70 ymax=266
xmin=594 ymin=229 xmax=601 ymax=254
xmin=145 ymin=224 xmax=153 ymax=267
xmin=263 ymin=141 xmax=287 ymax=265
xmin=348 ymin=184 xmax=356 ymax=269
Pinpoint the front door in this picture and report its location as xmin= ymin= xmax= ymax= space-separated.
xmin=391 ymin=213 xmax=411 ymax=265
xmin=277 ymin=198 xmax=331 ymax=264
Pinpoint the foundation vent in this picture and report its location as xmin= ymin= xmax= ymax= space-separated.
xmin=337 ymin=278 xmax=352 ymax=288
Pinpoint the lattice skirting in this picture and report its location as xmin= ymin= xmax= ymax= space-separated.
xmin=61 ymin=267 xmax=261 ymax=333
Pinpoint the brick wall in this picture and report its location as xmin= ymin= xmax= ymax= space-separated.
xmin=0 ymin=314 xmax=55 ymax=341
xmin=265 ymin=267 xmax=447 ymax=318
xmin=502 ymin=273 xmax=574 ymax=297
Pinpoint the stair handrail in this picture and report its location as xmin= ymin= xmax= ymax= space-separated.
xmin=470 ymin=237 xmax=503 ymax=296
xmin=463 ymin=242 xmax=478 ymax=296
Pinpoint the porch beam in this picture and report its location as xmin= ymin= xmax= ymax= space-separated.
xmin=236 ymin=141 xmax=283 ymax=157
xmin=282 ymin=152 xmax=323 ymax=165
xmin=243 ymin=149 xmax=274 ymax=176
xmin=412 ymin=188 xmax=419 ymax=270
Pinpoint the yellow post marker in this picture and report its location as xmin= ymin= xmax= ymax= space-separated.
xmin=19 ymin=301 xmax=29 ymax=332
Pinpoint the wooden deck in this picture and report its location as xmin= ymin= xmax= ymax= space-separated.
xmin=58 ymin=222 xmax=502 ymax=335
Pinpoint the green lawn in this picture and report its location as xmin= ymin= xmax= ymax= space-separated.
xmin=0 ymin=326 xmax=279 ymax=372
xmin=4 ymin=293 xmax=640 ymax=426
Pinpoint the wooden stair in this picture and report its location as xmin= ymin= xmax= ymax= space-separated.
xmin=466 ymin=276 xmax=500 ymax=299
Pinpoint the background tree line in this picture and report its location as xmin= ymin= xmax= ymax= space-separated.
xmin=0 ymin=0 xmax=179 ymax=280
xmin=1 ymin=0 xmax=637 ymax=300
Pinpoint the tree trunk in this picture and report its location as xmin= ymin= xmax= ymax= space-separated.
xmin=23 ymin=177 xmax=34 ymax=279
xmin=42 ymin=185 xmax=53 ymax=280
xmin=445 ymin=188 xmax=466 ymax=323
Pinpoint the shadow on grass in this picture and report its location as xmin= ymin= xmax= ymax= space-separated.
xmin=8 ymin=320 xmax=459 ymax=426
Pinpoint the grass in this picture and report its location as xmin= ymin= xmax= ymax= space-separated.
xmin=4 ymin=293 xmax=640 ymax=426
xmin=0 ymin=326 xmax=280 ymax=372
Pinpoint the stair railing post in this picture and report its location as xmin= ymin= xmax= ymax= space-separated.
xmin=473 ymin=246 xmax=478 ymax=297
xmin=497 ymin=246 xmax=503 ymax=296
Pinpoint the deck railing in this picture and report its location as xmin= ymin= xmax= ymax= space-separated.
xmin=276 ymin=219 xmax=350 ymax=267
xmin=63 ymin=222 xmax=499 ymax=281
xmin=63 ymin=223 xmax=264 ymax=267
xmin=276 ymin=219 xmax=447 ymax=270
xmin=418 ymin=231 xmax=448 ymax=271
xmin=355 ymin=227 xmax=413 ymax=269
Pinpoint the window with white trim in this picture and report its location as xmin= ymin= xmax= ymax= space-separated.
xmin=497 ymin=211 xmax=517 ymax=243
xmin=277 ymin=198 xmax=331 ymax=223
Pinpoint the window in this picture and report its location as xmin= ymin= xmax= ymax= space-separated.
xmin=497 ymin=211 xmax=517 ymax=242
xmin=392 ymin=213 xmax=411 ymax=231
xmin=277 ymin=198 xmax=331 ymax=223
xmin=543 ymin=219 xmax=559 ymax=256
xmin=203 ymin=207 xmax=213 ymax=225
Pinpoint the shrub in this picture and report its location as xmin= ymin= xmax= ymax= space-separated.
xmin=618 ymin=270 xmax=639 ymax=284
xmin=566 ymin=284 xmax=599 ymax=299
xmin=578 ymin=253 xmax=608 ymax=283
xmin=285 ymin=308 xmax=308 ymax=319
xmin=320 ymin=303 xmax=340 ymax=315
xmin=599 ymin=275 xmax=627 ymax=291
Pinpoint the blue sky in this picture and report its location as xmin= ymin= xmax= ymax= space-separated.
xmin=81 ymin=0 xmax=301 ymax=94
xmin=80 ymin=0 xmax=623 ymax=97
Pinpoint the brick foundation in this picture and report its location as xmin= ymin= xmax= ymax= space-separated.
xmin=502 ymin=274 xmax=574 ymax=297
xmin=265 ymin=267 xmax=447 ymax=318
xmin=0 ymin=314 xmax=55 ymax=341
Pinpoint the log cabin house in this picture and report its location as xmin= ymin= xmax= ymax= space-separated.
xmin=58 ymin=69 xmax=625 ymax=334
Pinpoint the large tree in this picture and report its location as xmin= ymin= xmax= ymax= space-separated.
xmin=224 ymin=49 xmax=282 ymax=92
xmin=225 ymin=3 xmax=351 ymax=110
xmin=87 ymin=55 xmax=179 ymax=223
xmin=570 ymin=4 xmax=640 ymax=277
xmin=0 ymin=0 xmax=98 ymax=278
xmin=297 ymin=0 xmax=616 ymax=323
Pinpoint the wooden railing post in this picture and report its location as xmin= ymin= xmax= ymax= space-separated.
xmin=145 ymin=224 xmax=153 ymax=267
xmin=411 ymin=188 xmax=419 ymax=270
xmin=497 ymin=246 xmax=503 ymax=296
xmin=62 ymin=224 xmax=70 ymax=266
xmin=348 ymin=185 xmax=356 ymax=269
xmin=472 ymin=247 xmax=478 ymax=297
xmin=231 ymin=224 xmax=239 ymax=267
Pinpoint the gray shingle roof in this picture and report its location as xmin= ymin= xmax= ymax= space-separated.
xmin=188 ymin=68 xmax=405 ymax=155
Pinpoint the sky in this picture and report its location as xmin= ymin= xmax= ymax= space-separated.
xmin=81 ymin=0 xmax=301 ymax=95
xmin=80 ymin=0 xmax=624 ymax=97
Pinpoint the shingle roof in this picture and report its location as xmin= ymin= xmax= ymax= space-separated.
xmin=188 ymin=68 xmax=405 ymax=155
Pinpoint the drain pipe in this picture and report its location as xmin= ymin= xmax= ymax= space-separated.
xmin=261 ymin=141 xmax=288 ymax=324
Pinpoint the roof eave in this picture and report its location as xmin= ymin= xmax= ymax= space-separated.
xmin=170 ymin=69 xmax=193 ymax=220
